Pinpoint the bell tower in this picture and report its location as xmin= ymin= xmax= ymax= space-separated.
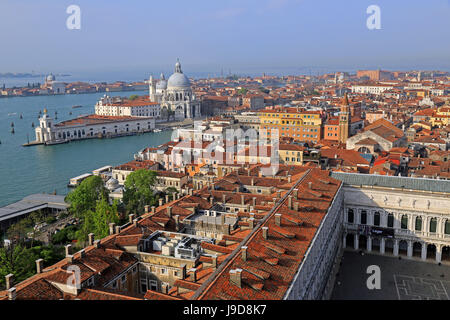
xmin=338 ymin=93 xmax=350 ymax=144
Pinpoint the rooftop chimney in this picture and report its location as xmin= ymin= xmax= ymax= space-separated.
xmin=222 ymin=194 xmax=227 ymax=203
xmin=241 ymin=246 xmax=248 ymax=261
xmin=275 ymin=213 xmax=281 ymax=226
xmin=229 ymin=269 xmax=242 ymax=288
xmin=174 ymin=215 xmax=180 ymax=231
xmin=236 ymin=186 xmax=240 ymax=192
xmin=165 ymin=194 xmax=169 ymax=203
xmin=293 ymin=188 xmax=298 ymax=200
xmin=159 ymin=198 xmax=163 ymax=206
xmin=144 ymin=205 xmax=150 ymax=214
xmin=88 ymin=233 xmax=95 ymax=246
xmin=115 ymin=226 xmax=121 ymax=234
xmin=65 ymin=244 xmax=72 ymax=257
xmin=109 ymin=223 xmax=116 ymax=235
xmin=293 ymin=202 xmax=299 ymax=211
xmin=167 ymin=206 xmax=172 ymax=218
xmin=79 ymin=249 xmax=86 ymax=259
xmin=172 ymin=192 xmax=177 ymax=202
xmin=212 ymin=255 xmax=218 ymax=269
xmin=251 ymin=178 xmax=254 ymax=186
xmin=94 ymin=240 xmax=101 ymax=249
xmin=262 ymin=226 xmax=269 ymax=240
xmin=209 ymin=196 xmax=213 ymax=205
xmin=36 ymin=259 xmax=44 ymax=274
xmin=5 ymin=274 xmax=13 ymax=290
xmin=151 ymin=206 xmax=156 ymax=214
xmin=128 ymin=214 xmax=135 ymax=224
xmin=308 ymin=182 xmax=312 ymax=189
xmin=288 ymin=195 xmax=292 ymax=209
xmin=252 ymin=197 xmax=256 ymax=207
xmin=288 ymin=175 xmax=292 ymax=183
xmin=8 ymin=287 xmax=16 ymax=301
xmin=161 ymin=282 xmax=169 ymax=294
xmin=189 ymin=268 xmax=197 ymax=282
xmin=66 ymin=254 xmax=74 ymax=264
xmin=249 ymin=217 xmax=255 ymax=229
xmin=241 ymin=195 xmax=245 ymax=206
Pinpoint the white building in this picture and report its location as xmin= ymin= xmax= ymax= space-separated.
xmin=35 ymin=109 xmax=155 ymax=145
xmin=148 ymin=59 xmax=201 ymax=120
xmin=95 ymin=95 xmax=161 ymax=118
xmin=351 ymin=84 xmax=394 ymax=95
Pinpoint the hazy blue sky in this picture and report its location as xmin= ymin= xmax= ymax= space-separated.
xmin=0 ymin=0 xmax=449 ymax=76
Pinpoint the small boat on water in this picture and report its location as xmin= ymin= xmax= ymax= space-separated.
xmin=8 ymin=112 xmax=17 ymax=116
xmin=19 ymin=114 xmax=23 ymax=119
xmin=72 ymin=105 xmax=82 ymax=109
xmin=153 ymin=129 xmax=162 ymax=132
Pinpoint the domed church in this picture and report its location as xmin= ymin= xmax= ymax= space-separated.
xmin=148 ymin=59 xmax=201 ymax=120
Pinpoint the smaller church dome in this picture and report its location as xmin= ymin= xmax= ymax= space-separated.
xmin=106 ymin=178 xmax=119 ymax=191
xmin=46 ymin=74 xmax=55 ymax=82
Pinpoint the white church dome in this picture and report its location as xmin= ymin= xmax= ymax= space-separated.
xmin=167 ymin=59 xmax=191 ymax=89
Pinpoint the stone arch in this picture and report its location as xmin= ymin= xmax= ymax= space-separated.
xmin=399 ymin=240 xmax=408 ymax=256
xmin=357 ymin=146 xmax=371 ymax=154
xmin=415 ymin=216 xmax=423 ymax=231
xmin=412 ymin=242 xmax=422 ymax=258
xmin=427 ymin=244 xmax=436 ymax=260
xmin=442 ymin=246 xmax=450 ymax=262
xmin=345 ymin=233 xmax=354 ymax=248
xmin=359 ymin=234 xmax=367 ymax=251
xmin=372 ymin=237 xmax=381 ymax=252
xmin=385 ymin=238 xmax=394 ymax=254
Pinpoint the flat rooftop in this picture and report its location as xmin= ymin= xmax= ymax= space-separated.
xmin=0 ymin=194 xmax=69 ymax=223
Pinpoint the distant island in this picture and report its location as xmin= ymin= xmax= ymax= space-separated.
xmin=0 ymin=72 xmax=71 ymax=78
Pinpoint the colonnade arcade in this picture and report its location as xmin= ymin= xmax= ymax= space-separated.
xmin=343 ymin=205 xmax=450 ymax=264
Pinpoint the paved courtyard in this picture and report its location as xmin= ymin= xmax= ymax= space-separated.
xmin=331 ymin=251 xmax=450 ymax=300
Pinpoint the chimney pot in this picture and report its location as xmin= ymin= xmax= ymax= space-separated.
xmin=94 ymin=240 xmax=101 ymax=249
xmin=241 ymin=194 xmax=245 ymax=206
xmin=79 ymin=249 xmax=86 ymax=259
xmin=159 ymin=198 xmax=163 ymax=206
xmin=151 ymin=206 xmax=156 ymax=214
xmin=249 ymin=217 xmax=255 ymax=229
xmin=115 ymin=225 xmax=121 ymax=234
xmin=308 ymin=182 xmax=312 ymax=189
xmin=229 ymin=269 xmax=242 ymax=288
xmin=212 ymin=255 xmax=218 ymax=269
xmin=128 ymin=214 xmax=135 ymax=224
xmin=275 ymin=213 xmax=281 ymax=226
xmin=65 ymin=244 xmax=72 ymax=257
xmin=167 ymin=206 xmax=172 ymax=218
xmin=252 ymin=197 xmax=256 ymax=207
xmin=222 ymin=194 xmax=226 ymax=203
xmin=36 ymin=259 xmax=44 ymax=274
xmin=262 ymin=226 xmax=269 ymax=240
xmin=144 ymin=205 xmax=150 ymax=214
xmin=88 ymin=233 xmax=95 ymax=246
xmin=165 ymin=194 xmax=169 ymax=203
xmin=8 ymin=287 xmax=16 ymax=301
xmin=189 ymin=268 xmax=197 ymax=282
xmin=294 ymin=202 xmax=299 ymax=211
xmin=109 ymin=223 xmax=116 ymax=235
xmin=67 ymin=254 xmax=74 ymax=263
xmin=174 ymin=215 xmax=180 ymax=231
xmin=5 ymin=274 xmax=13 ymax=290
xmin=288 ymin=195 xmax=293 ymax=209
xmin=241 ymin=246 xmax=248 ymax=261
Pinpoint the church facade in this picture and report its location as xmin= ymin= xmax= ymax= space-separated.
xmin=148 ymin=60 xmax=201 ymax=121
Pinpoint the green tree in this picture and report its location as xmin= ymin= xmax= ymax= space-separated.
xmin=66 ymin=175 xmax=108 ymax=217
xmin=75 ymin=198 xmax=120 ymax=245
xmin=238 ymin=88 xmax=248 ymax=95
xmin=123 ymin=169 xmax=157 ymax=215
xmin=129 ymin=94 xmax=139 ymax=101
xmin=0 ymin=244 xmax=38 ymax=289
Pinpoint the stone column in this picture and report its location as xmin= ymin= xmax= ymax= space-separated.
xmin=354 ymin=234 xmax=359 ymax=250
xmin=436 ymin=244 xmax=442 ymax=263
xmin=367 ymin=236 xmax=372 ymax=252
xmin=421 ymin=243 xmax=427 ymax=260
xmin=380 ymin=237 xmax=385 ymax=254
xmin=343 ymin=233 xmax=347 ymax=249
xmin=393 ymin=239 xmax=399 ymax=256
xmin=407 ymin=241 xmax=413 ymax=258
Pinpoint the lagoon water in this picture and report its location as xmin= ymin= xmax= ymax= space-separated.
xmin=0 ymin=90 xmax=173 ymax=207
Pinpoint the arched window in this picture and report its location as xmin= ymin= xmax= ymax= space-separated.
xmin=401 ymin=215 xmax=408 ymax=229
xmin=374 ymin=212 xmax=380 ymax=226
xmin=387 ymin=213 xmax=394 ymax=228
xmin=430 ymin=218 xmax=437 ymax=233
xmin=445 ymin=220 xmax=450 ymax=235
xmin=415 ymin=216 xmax=422 ymax=231
xmin=348 ymin=209 xmax=354 ymax=223
xmin=360 ymin=210 xmax=367 ymax=225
